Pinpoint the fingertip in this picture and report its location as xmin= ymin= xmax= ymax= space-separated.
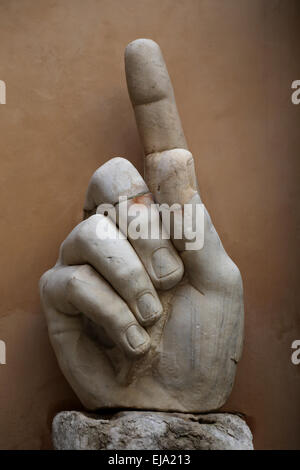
xmin=123 ymin=323 xmax=151 ymax=358
xmin=125 ymin=38 xmax=160 ymax=55
xmin=135 ymin=292 xmax=163 ymax=327
xmin=125 ymin=38 xmax=172 ymax=106
xmin=151 ymin=247 xmax=184 ymax=290
xmin=84 ymin=157 xmax=148 ymax=209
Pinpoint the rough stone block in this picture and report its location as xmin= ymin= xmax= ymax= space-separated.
xmin=52 ymin=410 xmax=253 ymax=450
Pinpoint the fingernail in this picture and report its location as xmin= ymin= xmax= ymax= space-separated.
xmin=136 ymin=292 xmax=161 ymax=324
xmin=125 ymin=324 xmax=149 ymax=350
xmin=151 ymin=247 xmax=180 ymax=278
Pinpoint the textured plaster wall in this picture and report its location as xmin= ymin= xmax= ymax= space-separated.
xmin=0 ymin=0 xmax=299 ymax=449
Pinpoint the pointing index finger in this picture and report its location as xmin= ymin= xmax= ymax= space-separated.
xmin=125 ymin=38 xmax=187 ymax=155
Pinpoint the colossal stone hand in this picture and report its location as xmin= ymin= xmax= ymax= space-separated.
xmin=40 ymin=39 xmax=244 ymax=412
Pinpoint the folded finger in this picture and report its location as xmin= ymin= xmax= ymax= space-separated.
xmin=40 ymin=264 xmax=150 ymax=358
xmin=84 ymin=157 xmax=184 ymax=290
xmin=60 ymin=215 xmax=163 ymax=327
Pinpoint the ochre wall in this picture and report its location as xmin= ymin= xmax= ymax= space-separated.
xmin=0 ymin=0 xmax=299 ymax=449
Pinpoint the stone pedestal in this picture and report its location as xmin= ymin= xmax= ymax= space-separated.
xmin=52 ymin=410 xmax=253 ymax=450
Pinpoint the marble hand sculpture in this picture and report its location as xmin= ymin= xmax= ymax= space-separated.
xmin=40 ymin=39 xmax=244 ymax=412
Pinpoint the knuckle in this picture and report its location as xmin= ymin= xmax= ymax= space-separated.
xmin=73 ymin=218 xmax=97 ymax=247
xmin=87 ymin=160 xmax=123 ymax=197
xmin=127 ymin=260 xmax=146 ymax=280
xmin=87 ymin=170 xmax=104 ymax=204
xmin=39 ymin=268 xmax=55 ymax=299
xmin=61 ymin=216 xmax=103 ymax=262
xmin=113 ymin=259 xmax=145 ymax=284
xmin=66 ymin=274 xmax=80 ymax=296
xmin=89 ymin=213 xmax=104 ymax=224
xmin=75 ymin=223 xmax=89 ymax=246
xmin=65 ymin=265 xmax=94 ymax=297
xmin=88 ymin=169 xmax=102 ymax=195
